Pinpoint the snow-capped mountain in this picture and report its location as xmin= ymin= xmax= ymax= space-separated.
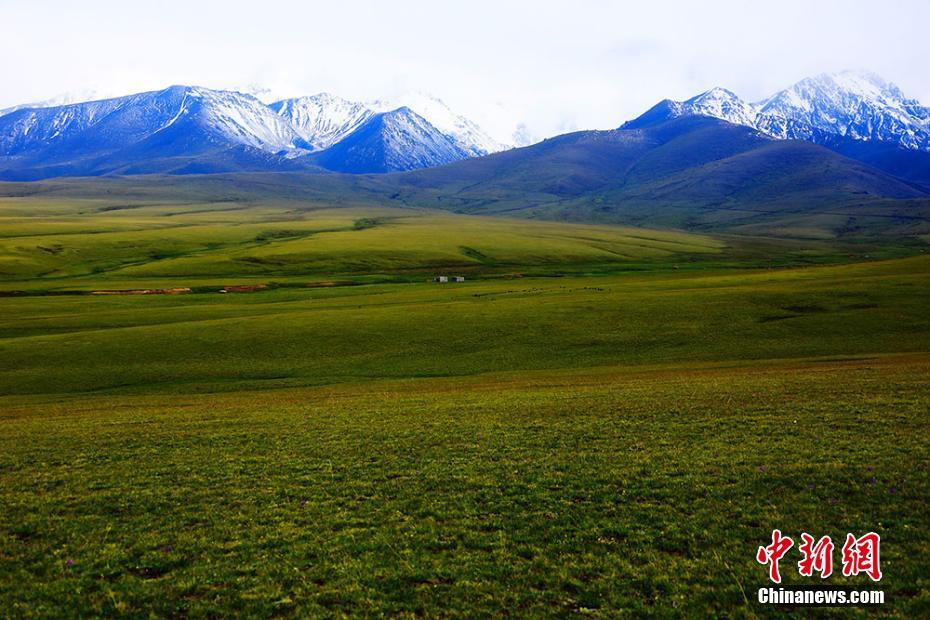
xmin=623 ymin=71 xmax=930 ymax=152
xmin=369 ymin=92 xmax=508 ymax=156
xmin=312 ymin=107 xmax=470 ymax=173
xmin=270 ymin=94 xmax=374 ymax=151
xmin=755 ymin=71 xmax=930 ymax=150
xmin=0 ymin=85 xmax=303 ymax=161
xmin=0 ymin=85 xmax=505 ymax=178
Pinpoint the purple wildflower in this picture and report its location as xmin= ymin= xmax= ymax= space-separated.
xmin=889 ymin=487 xmax=897 ymax=494
xmin=867 ymin=466 xmax=873 ymax=472
xmin=164 ymin=545 xmax=173 ymax=553
xmin=808 ymin=483 xmax=815 ymax=490
xmin=830 ymin=498 xmax=838 ymax=505
xmin=66 ymin=559 xmax=74 ymax=566
xmin=759 ymin=466 xmax=766 ymax=473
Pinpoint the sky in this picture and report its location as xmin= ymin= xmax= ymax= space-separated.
xmin=2 ymin=0 xmax=929 ymax=144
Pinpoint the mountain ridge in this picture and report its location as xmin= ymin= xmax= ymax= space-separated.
xmin=623 ymin=71 xmax=930 ymax=152
xmin=0 ymin=85 xmax=500 ymax=178
xmin=1 ymin=71 xmax=929 ymax=190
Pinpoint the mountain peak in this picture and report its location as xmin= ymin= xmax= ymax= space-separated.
xmin=270 ymin=93 xmax=373 ymax=151
xmin=368 ymin=91 xmax=508 ymax=156
xmin=683 ymin=87 xmax=757 ymax=126
xmin=311 ymin=105 xmax=469 ymax=173
xmin=689 ymin=86 xmax=741 ymax=101
xmin=622 ymin=87 xmax=755 ymax=129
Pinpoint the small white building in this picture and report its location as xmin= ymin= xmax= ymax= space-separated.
xmin=454 ymin=276 xmax=465 ymax=282
xmin=433 ymin=276 xmax=449 ymax=283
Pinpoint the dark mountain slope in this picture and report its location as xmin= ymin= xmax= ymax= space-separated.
xmin=364 ymin=117 xmax=768 ymax=208
xmin=541 ymin=140 xmax=929 ymax=235
xmin=352 ymin=117 xmax=930 ymax=237
xmin=818 ymin=136 xmax=930 ymax=190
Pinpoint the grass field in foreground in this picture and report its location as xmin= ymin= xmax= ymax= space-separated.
xmin=0 ymin=192 xmax=928 ymax=616
xmin=1 ymin=355 xmax=928 ymax=617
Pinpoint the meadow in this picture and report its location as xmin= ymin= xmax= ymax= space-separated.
xmin=0 ymin=194 xmax=723 ymax=290
xmin=1 ymin=190 xmax=928 ymax=617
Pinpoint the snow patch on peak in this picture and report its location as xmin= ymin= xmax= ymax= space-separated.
xmin=369 ymin=91 xmax=508 ymax=156
xmin=172 ymin=87 xmax=301 ymax=151
xmin=682 ymin=87 xmax=758 ymax=127
xmin=821 ymin=70 xmax=894 ymax=98
xmin=270 ymin=93 xmax=373 ymax=151
xmin=689 ymin=86 xmax=741 ymax=101
xmin=755 ymin=71 xmax=930 ymax=149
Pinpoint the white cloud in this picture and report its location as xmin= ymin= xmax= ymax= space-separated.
xmin=1 ymin=0 xmax=928 ymax=143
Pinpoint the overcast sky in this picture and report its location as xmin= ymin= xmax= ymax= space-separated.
xmin=2 ymin=0 xmax=929 ymax=144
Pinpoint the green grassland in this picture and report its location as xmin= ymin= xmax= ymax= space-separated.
xmin=0 ymin=195 xmax=725 ymax=290
xmin=3 ymin=355 xmax=928 ymax=617
xmin=1 ymin=187 xmax=929 ymax=617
